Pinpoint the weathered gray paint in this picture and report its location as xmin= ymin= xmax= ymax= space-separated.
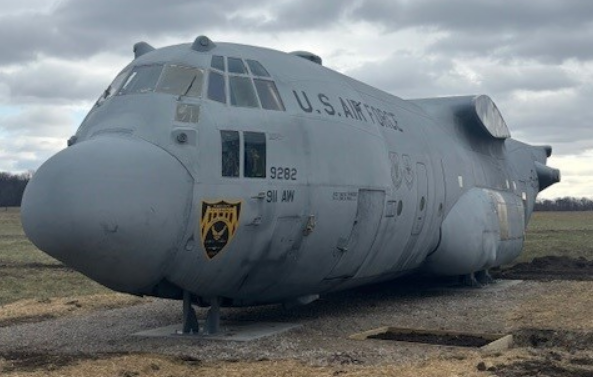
xmin=21 ymin=37 xmax=560 ymax=307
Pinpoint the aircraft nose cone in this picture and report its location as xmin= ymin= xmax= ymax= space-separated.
xmin=21 ymin=136 xmax=193 ymax=293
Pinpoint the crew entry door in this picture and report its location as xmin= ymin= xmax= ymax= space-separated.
xmin=326 ymin=189 xmax=385 ymax=279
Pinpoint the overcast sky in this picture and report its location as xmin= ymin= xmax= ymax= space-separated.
xmin=0 ymin=0 xmax=591 ymax=199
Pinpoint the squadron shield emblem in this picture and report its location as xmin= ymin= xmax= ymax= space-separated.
xmin=200 ymin=200 xmax=242 ymax=259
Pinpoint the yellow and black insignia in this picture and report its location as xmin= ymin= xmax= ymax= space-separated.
xmin=200 ymin=200 xmax=242 ymax=259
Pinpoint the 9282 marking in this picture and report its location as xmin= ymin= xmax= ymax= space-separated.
xmin=270 ymin=167 xmax=297 ymax=180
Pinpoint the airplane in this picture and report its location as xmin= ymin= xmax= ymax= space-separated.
xmin=21 ymin=36 xmax=560 ymax=334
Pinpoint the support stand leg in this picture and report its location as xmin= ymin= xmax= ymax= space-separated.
xmin=182 ymin=290 xmax=200 ymax=334
xmin=475 ymin=269 xmax=495 ymax=285
xmin=205 ymin=297 xmax=221 ymax=335
xmin=460 ymin=272 xmax=482 ymax=287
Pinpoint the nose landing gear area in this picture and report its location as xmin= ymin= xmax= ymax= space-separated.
xmin=133 ymin=292 xmax=301 ymax=341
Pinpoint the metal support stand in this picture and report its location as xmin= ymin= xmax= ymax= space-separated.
xmin=205 ymin=297 xmax=221 ymax=335
xmin=460 ymin=272 xmax=482 ymax=287
xmin=181 ymin=290 xmax=200 ymax=334
xmin=475 ymin=269 xmax=495 ymax=285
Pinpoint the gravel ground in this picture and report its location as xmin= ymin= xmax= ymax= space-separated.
xmin=1 ymin=274 xmax=592 ymax=376
xmin=0 ymin=277 xmax=555 ymax=364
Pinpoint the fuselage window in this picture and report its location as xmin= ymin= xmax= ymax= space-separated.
xmin=211 ymin=55 xmax=226 ymax=72
xmin=156 ymin=65 xmax=204 ymax=97
xmin=244 ymin=132 xmax=266 ymax=178
xmin=119 ymin=65 xmax=163 ymax=95
xmin=221 ymin=130 xmax=240 ymax=177
xmin=246 ymin=60 xmax=270 ymax=77
xmin=227 ymin=57 xmax=247 ymax=74
xmin=254 ymin=79 xmax=285 ymax=111
xmin=229 ymin=76 xmax=259 ymax=108
xmin=208 ymin=71 xmax=226 ymax=103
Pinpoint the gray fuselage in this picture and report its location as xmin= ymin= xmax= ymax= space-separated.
xmin=21 ymin=38 xmax=559 ymax=306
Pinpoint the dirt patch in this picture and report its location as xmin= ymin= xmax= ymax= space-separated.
xmin=0 ymin=314 xmax=56 ymax=327
xmin=369 ymin=331 xmax=492 ymax=348
xmin=495 ymin=358 xmax=593 ymax=377
xmin=491 ymin=329 xmax=593 ymax=377
xmin=513 ymin=329 xmax=593 ymax=351
xmin=0 ymin=351 xmax=100 ymax=373
xmin=495 ymin=256 xmax=593 ymax=281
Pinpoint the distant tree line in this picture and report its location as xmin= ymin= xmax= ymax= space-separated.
xmin=0 ymin=172 xmax=31 ymax=208
xmin=0 ymin=170 xmax=591 ymax=211
xmin=535 ymin=197 xmax=593 ymax=211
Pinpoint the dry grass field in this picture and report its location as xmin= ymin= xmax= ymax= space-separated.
xmin=519 ymin=211 xmax=593 ymax=263
xmin=0 ymin=207 xmax=111 ymax=306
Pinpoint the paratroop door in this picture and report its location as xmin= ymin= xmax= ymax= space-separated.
xmin=326 ymin=189 xmax=385 ymax=279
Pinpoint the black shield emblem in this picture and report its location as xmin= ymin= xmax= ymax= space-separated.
xmin=200 ymin=200 xmax=242 ymax=259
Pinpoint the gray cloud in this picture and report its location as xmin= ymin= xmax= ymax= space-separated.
xmin=1 ymin=105 xmax=75 ymax=137
xmin=479 ymin=64 xmax=579 ymax=93
xmin=0 ymin=60 xmax=108 ymax=104
xmin=353 ymin=0 xmax=593 ymax=63
xmin=0 ymin=0 xmax=243 ymax=65
xmin=0 ymin=0 xmax=591 ymax=198
xmin=346 ymin=51 xmax=468 ymax=98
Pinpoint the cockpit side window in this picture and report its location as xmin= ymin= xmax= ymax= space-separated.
xmin=156 ymin=65 xmax=204 ymax=97
xmin=208 ymin=71 xmax=226 ymax=103
xmin=254 ymin=79 xmax=285 ymax=111
xmin=244 ymin=132 xmax=266 ymax=178
xmin=211 ymin=55 xmax=225 ymax=72
xmin=119 ymin=65 xmax=163 ymax=95
xmin=221 ymin=130 xmax=240 ymax=177
xmin=246 ymin=60 xmax=270 ymax=77
xmin=206 ymin=56 xmax=285 ymax=111
xmin=227 ymin=57 xmax=247 ymax=74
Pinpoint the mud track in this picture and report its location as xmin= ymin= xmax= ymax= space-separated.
xmin=495 ymin=256 xmax=593 ymax=281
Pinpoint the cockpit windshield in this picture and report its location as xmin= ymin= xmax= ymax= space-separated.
xmin=95 ymin=64 xmax=204 ymax=105
xmin=156 ymin=65 xmax=204 ymax=96
xmin=119 ymin=65 xmax=163 ymax=95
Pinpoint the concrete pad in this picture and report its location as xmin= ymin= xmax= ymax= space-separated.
xmin=429 ymin=279 xmax=524 ymax=293
xmin=133 ymin=321 xmax=301 ymax=341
